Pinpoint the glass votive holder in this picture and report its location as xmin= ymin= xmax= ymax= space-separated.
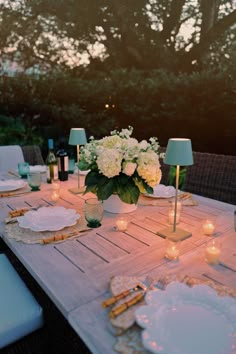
xmin=52 ymin=182 xmax=60 ymax=191
xmin=18 ymin=162 xmax=30 ymax=178
xmin=168 ymin=208 xmax=180 ymax=225
xmin=115 ymin=217 xmax=128 ymax=232
xmin=27 ymin=172 xmax=41 ymax=191
xmin=202 ymin=219 xmax=215 ymax=235
xmin=171 ymin=200 xmax=182 ymax=212
xmin=51 ymin=191 xmax=60 ymax=202
xmin=84 ymin=198 xmax=103 ymax=228
xmin=51 ymin=182 xmax=60 ymax=201
xmin=165 ymin=239 xmax=181 ymax=261
xmin=205 ymin=239 xmax=221 ymax=265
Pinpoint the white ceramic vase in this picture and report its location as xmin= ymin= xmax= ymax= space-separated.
xmin=103 ymin=194 xmax=137 ymax=214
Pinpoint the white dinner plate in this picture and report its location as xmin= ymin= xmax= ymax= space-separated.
xmin=0 ymin=179 xmax=27 ymax=192
xmin=17 ymin=206 xmax=80 ymax=232
xmin=29 ymin=165 xmax=47 ymax=173
xmin=135 ymin=282 xmax=236 ymax=354
xmin=144 ymin=184 xmax=176 ymax=198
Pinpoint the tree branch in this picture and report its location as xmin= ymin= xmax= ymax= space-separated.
xmin=179 ymin=9 xmax=236 ymax=69
xmin=161 ymin=0 xmax=186 ymax=41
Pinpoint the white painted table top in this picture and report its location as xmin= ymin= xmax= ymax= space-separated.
xmin=0 ymin=174 xmax=235 ymax=354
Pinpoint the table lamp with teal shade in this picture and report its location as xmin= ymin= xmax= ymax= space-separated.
xmin=157 ymin=138 xmax=194 ymax=241
xmin=68 ymin=128 xmax=87 ymax=194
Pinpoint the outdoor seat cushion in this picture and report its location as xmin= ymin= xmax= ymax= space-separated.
xmin=0 ymin=254 xmax=44 ymax=349
xmin=0 ymin=145 xmax=24 ymax=172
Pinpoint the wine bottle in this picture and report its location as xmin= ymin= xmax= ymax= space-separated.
xmin=57 ymin=142 xmax=69 ymax=181
xmin=46 ymin=139 xmax=58 ymax=183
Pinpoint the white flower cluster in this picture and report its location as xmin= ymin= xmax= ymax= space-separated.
xmin=79 ymin=126 xmax=162 ymax=189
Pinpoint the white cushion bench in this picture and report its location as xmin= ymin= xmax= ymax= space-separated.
xmin=0 ymin=253 xmax=44 ymax=349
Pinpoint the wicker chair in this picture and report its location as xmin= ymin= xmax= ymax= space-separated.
xmin=184 ymin=151 xmax=236 ymax=205
xmin=159 ymin=148 xmax=236 ymax=205
xmin=22 ymin=146 xmax=44 ymax=165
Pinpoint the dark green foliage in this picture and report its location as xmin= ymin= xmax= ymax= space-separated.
xmin=168 ymin=166 xmax=187 ymax=190
xmin=84 ymin=170 xmax=141 ymax=204
xmin=0 ymin=68 xmax=235 ymax=155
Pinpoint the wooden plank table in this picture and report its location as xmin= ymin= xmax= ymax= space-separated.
xmin=0 ymin=174 xmax=235 ymax=353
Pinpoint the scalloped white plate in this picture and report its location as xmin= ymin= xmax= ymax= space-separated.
xmin=17 ymin=206 xmax=80 ymax=232
xmin=144 ymin=184 xmax=176 ymax=198
xmin=135 ymin=282 xmax=236 ymax=354
xmin=0 ymin=179 xmax=27 ymax=192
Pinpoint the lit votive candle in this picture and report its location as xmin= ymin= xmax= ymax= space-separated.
xmin=168 ymin=209 xmax=180 ymax=225
xmin=171 ymin=201 xmax=182 ymax=212
xmin=51 ymin=191 xmax=60 ymax=202
xmin=52 ymin=182 xmax=60 ymax=191
xmin=202 ymin=220 xmax=215 ymax=235
xmin=116 ymin=218 xmax=128 ymax=232
xmin=165 ymin=240 xmax=180 ymax=261
xmin=205 ymin=241 xmax=220 ymax=265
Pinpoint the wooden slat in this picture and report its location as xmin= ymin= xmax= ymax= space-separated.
xmin=0 ymin=177 xmax=235 ymax=354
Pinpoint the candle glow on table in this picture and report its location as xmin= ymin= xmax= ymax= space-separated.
xmin=116 ymin=218 xmax=128 ymax=231
xmin=205 ymin=241 xmax=220 ymax=265
xmin=202 ymin=220 xmax=215 ymax=235
xmin=171 ymin=201 xmax=182 ymax=212
xmin=51 ymin=191 xmax=60 ymax=202
xmin=51 ymin=182 xmax=60 ymax=201
xmin=168 ymin=209 xmax=180 ymax=225
xmin=165 ymin=240 xmax=180 ymax=260
xmin=52 ymin=182 xmax=60 ymax=191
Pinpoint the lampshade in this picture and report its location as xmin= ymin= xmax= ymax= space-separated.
xmin=69 ymin=128 xmax=87 ymax=146
xmin=164 ymin=138 xmax=193 ymax=166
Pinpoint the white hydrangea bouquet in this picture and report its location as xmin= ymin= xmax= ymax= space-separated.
xmin=78 ymin=126 xmax=162 ymax=205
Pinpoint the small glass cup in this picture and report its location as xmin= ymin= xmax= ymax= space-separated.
xmin=205 ymin=239 xmax=221 ymax=265
xmin=115 ymin=217 xmax=128 ymax=231
xmin=165 ymin=239 xmax=181 ymax=261
xmin=27 ymin=172 xmax=41 ymax=191
xmin=84 ymin=198 xmax=103 ymax=228
xmin=18 ymin=162 xmax=30 ymax=178
xmin=168 ymin=208 xmax=180 ymax=225
xmin=202 ymin=219 xmax=215 ymax=236
xmin=51 ymin=182 xmax=60 ymax=202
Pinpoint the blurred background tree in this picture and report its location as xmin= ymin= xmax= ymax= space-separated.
xmin=0 ymin=0 xmax=235 ymax=157
xmin=0 ymin=0 xmax=235 ymax=72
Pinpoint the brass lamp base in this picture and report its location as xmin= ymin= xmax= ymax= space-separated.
xmin=157 ymin=227 xmax=192 ymax=241
xmin=68 ymin=186 xmax=86 ymax=194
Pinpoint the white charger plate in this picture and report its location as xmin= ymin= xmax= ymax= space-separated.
xmin=0 ymin=179 xmax=27 ymax=192
xmin=144 ymin=184 xmax=176 ymax=198
xmin=135 ymin=282 xmax=236 ymax=354
xmin=17 ymin=206 xmax=80 ymax=232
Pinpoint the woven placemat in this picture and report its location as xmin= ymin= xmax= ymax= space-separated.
xmin=5 ymin=216 xmax=90 ymax=244
xmin=138 ymin=194 xmax=198 ymax=207
xmin=105 ymin=274 xmax=236 ymax=353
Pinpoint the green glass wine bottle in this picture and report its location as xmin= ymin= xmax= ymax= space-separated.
xmin=46 ymin=139 xmax=58 ymax=183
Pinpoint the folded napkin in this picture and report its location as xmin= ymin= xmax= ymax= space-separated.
xmin=5 ymin=208 xmax=30 ymax=224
